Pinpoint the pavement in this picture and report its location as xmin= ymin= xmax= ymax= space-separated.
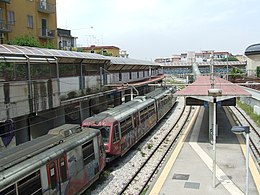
xmin=147 ymin=106 xmax=259 ymax=195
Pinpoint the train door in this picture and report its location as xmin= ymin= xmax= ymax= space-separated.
xmin=46 ymin=154 xmax=68 ymax=194
xmin=133 ymin=112 xmax=139 ymax=140
xmin=112 ymin=124 xmax=121 ymax=154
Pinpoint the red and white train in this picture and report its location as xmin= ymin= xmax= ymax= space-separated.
xmin=0 ymin=124 xmax=106 ymax=195
xmin=82 ymin=87 xmax=176 ymax=161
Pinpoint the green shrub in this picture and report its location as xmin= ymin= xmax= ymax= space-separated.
xmin=257 ymin=66 xmax=260 ymax=78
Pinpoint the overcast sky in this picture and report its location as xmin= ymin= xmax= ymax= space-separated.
xmin=56 ymin=0 xmax=260 ymax=60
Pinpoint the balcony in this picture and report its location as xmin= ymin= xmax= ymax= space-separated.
xmin=1 ymin=0 xmax=11 ymax=3
xmin=0 ymin=20 xmax=12 ymax=33
xmin=38 ymin=2 xmax=55 ymax=14
xmin=39 ymin=29 xmax=55 ymax=39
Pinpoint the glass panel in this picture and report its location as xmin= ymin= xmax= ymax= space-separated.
xmin=0 ymin=185 xmax=16 ymax=195
xmin=90 ymin=126 xmax=110 ymax=143
xmin=82 ymin=141 xmax=95 ymax=165
xmin=18 ymin=171 xmax=42 ymax=195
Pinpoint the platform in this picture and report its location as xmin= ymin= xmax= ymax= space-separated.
xmin=147 ymin=107 xmax=259 ymax=195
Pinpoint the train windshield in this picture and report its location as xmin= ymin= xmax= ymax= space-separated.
xmin=90 ymin=126 xmax=110 ymax=143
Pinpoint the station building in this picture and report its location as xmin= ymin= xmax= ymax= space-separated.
xmin=245 ymin=43 xmax=260 ymax=77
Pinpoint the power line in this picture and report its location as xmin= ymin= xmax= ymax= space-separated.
xmin=0 ymin=93 xmax=128 ymax=136
xmin=0 ymin=94 xmax=139 ymax=137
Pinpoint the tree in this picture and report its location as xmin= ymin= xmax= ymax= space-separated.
xmin=7 ymin=35 xmax=55 ymax=49
xmin=218 ymin=57 xmax=239 ymax=61
xmin=257 ymin=66 xmax=260 ymax=78
xmin=97 ymin=50 xmax=112 ymax=56
xmin=230 ymin=67 xmax=244 ymax=79
xmin=7 ymin=35 xmax=41 ymax=47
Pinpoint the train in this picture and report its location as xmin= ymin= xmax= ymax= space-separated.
xmin=0 ymin=87 xmax=176 ymax=194
xmin=82 ymin=87 xmax=176 ymax=161
xmin=0 ymin=124 xmax=106 ymax=195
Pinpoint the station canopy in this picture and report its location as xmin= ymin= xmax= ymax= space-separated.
xmin=0 ymin=44 xmax=109 ymax=64
xmin=106 ymin=56 xmax=161 ymax=71
xmin=175 ymin=76 xmax=251 ymax=105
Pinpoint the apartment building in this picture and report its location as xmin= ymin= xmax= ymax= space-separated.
xmin=0 ymin=0 xmax=57 ymax=47
xmin=155 ymin=50 xmax=232 ymax=64
xmin=80 ymin=45 xmax=120 ymax=57
xmin=57 ymin=28 xmax=77 ymax=51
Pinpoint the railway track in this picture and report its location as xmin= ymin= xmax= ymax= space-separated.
xmin=91 ymin=98 xmax=192 ymax=194
xmin=118 ymin=106 xmax=195 ymax=195
xmin=227 ymin=106 xmax=260 ymax=166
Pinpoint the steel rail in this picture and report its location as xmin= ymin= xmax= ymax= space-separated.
xmin=229 ymin=106 xmax=260 ymax=165
xmin=118 ymin=105 xmax=192 ymax=195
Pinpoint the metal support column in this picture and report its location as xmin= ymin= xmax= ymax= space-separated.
xmin=209 ymin=102 xmax=213 ymax=144
xmin=212 ymin=97 xmax=217 ymax=188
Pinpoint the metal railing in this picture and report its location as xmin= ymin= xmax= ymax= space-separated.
xmin=38 ymin=28 xmax=55 ymax=38
xmin=38 ymin=2 xmax=55 ymax=14
xmin=0 ymin=20 xmax=12 ymax=33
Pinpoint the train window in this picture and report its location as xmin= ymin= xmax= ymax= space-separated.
xmin=48 ymin=162 xmax=57 ymax=190
xmin=17 ymin=171 xmax=42 ymax=195
xmin=0 ymin=184 xmax=15 ymax=195
xmin=82 ymin=141 xmax=95 ymax=165
xmin=113 ymin=125 xmax=120 ymax=143
xmin=140 ymin=107 xmax=149 ymax=123
xmin=120 ymin=118 xmax=132 ymax=137
xmin=100 ymin=126 xmax=110 ymax=143
xmin=59 ymin=156 xmax=67 ymax=183
xmin=89 ymin=126 xmax=110 ymax=143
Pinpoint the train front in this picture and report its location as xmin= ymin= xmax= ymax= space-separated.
xmin=82 ymin=116 xmax=121 ymax=161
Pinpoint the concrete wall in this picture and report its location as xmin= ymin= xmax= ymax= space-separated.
xmin=85 ymin=75 xmax=100 ymax=91
xmin=30 ymin=107 xmax=65 ymax=139
xmin=240 ymin=96 xmax=260 ymax=114
xmin=0 ymin=81 xmax=30 ymax=120
xmin=0 ymin=79 xmax=60 ymax=121
xmin=246 ymin=58 xmax=259 ymax=77
xmin=60 ymin=77 xmax=80 ymax=94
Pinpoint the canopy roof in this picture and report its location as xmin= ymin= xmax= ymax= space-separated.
xmin=175 ymin=76 xmax=251 ymax=103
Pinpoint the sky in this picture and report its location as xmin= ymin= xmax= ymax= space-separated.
xmin=56 ymin=0 xmax=260 ymax=60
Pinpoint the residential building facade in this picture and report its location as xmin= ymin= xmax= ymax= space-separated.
xmin=155 ymin=50 xmax=232 ymax=64
xmin=57 ymin=28 xmax=77 ymax=50
xmin=0 ymin=0 xmax=57 ymax=47
xmin=80 ymin=45 xmax=120 ymax=57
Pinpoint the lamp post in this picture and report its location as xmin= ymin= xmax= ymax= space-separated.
xmin=208 ymin=88 xmax=222 ymax=188
xmin=231 ymin=126 xmax=250 ymax=195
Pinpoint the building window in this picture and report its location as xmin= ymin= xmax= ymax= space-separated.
xmin=27 ymin=15 xmax=33 ymax=28
xmin=62 ymin=40 xmax=67 ymax=47
xmin=7 ymin=11 xmax=15 ymax=25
